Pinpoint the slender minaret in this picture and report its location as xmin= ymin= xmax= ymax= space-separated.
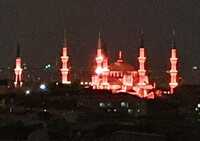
xmin=60 ymin=32 xmax=70 ymax=84
xmin=14 ymin=43 xmax=23 ymax=88
xmin=95 ymin=32 xmax=104 ymax=75
xmin=169 ymin=30 xmax=178 ymax=93
xmin=138 ymin=32 xmax=148 ymax=85
xmin=137 ymin=31 xmax=150 ymax=97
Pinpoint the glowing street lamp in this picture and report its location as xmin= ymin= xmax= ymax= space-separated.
xmin=40 ymin=84 xmax=47 ymax=91
xmin=25 ymin=89 xmax=31 ymax=95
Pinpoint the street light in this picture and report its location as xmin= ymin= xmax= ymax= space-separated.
xmin=25 ymin=89 xmax=31 ymax=95
xmin=40 ymin=84 xmax=47 ymax=91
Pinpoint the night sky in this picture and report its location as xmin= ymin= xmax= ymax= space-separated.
xmin=0 ymin=0 xmax=200 ymax=83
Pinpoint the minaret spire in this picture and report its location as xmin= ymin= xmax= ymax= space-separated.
xmin=14 ymin=43 xmax=23 ymax=88
xmin=137 ymin=30 xmax=149 ymax=97
xmin=60 ymin=30 xmax=70 ymax=84
xmin=169 ymin=29 xmax=178 ymax=94
xmin=138 ymin=30 xmax=147 ymax=84
xmin=95 ymin=32 xmax=104 ymax=75
xmin=92 ymin=32 xmax=109 ymax=89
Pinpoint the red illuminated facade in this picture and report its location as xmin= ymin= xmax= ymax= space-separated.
xmin=91 ymin=33 xmax=154 ymax=98
xmin=10 ymin=30 xmax=179 ymax=98
xmin=60 ymin=35 xmax=70 ymax=84
xmin=92 ymin=33 xmax=109 ymax=89
xmin=14 ymin=44 xmax=23 ymax=88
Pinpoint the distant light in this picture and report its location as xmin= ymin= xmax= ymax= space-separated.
xmin=84 ymin=86 xmax=90 ymax=88
xmin=25 ymin=90 xmax=31 ymax=95
xmin=27 ymin=74 xmax=31 ymax=78
xmin=121 ymin=102 xmax=126 ymax=107
xmin=45 ymin=64 xmax=51 ymax=69
xmin=43 ymin=108 xmax=47 ymax=112
xmin=163 ymin=91 xmax=168 ymax=94
xmin=99 ymin=102 xmax=105 ymax=107
xmin=107 ymin=103 xmax=111 ymax=107
xmin=193 ymin=66 xmax=198 ymax=70
xmin=128 ymin=109 xmax=133 ymax=114
xmin=198 ymin=103 xmax=200 ymax=108
xmin=107 ymin=109 xmax=112 ymax=112
xmin=40 ymin=84 xmax=47 ymax=90
xmin=56 ymin=82 xmax=59 ymax=86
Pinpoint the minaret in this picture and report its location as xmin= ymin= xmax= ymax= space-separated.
xmin=95 ymin=32 xmax=104 ymax=75
xmin=138 ymin=32 xmax=148 ymax=85
xmin=137 ymin=31 xmax=150 ymax=97
xmin=169 ymin=30 xmax=178 ymax=93
xmin=14 ymin=43 xmax=23 ymax=88
xmin=60 ymin=31 xmax=70 ymax=84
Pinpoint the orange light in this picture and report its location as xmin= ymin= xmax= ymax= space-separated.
xmin=14 ymin=58 xmax=23 ymax=88
xmin=60 ymin=47 xmax=70 ymax=84
xmin=169 ymin=48 xmax=178 ymax=94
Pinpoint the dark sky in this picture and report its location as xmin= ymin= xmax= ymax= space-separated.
xmin=0 ymin=0 xmax=200 ymax=83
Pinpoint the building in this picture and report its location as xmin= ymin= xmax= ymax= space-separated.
xmin=91 ymin=31 xmax=178 ymax=98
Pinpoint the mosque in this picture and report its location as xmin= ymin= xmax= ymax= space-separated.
xmin=13 ymin=31 xmax=179 ymax=98
xmin=91 ymin=32 xmax=178 ymax=98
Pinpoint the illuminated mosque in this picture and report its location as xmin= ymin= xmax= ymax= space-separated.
xmin=91 ymin=32 xmax=178 ymax=98
xmin=13 ymin=31 xmax=178 ymax=98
